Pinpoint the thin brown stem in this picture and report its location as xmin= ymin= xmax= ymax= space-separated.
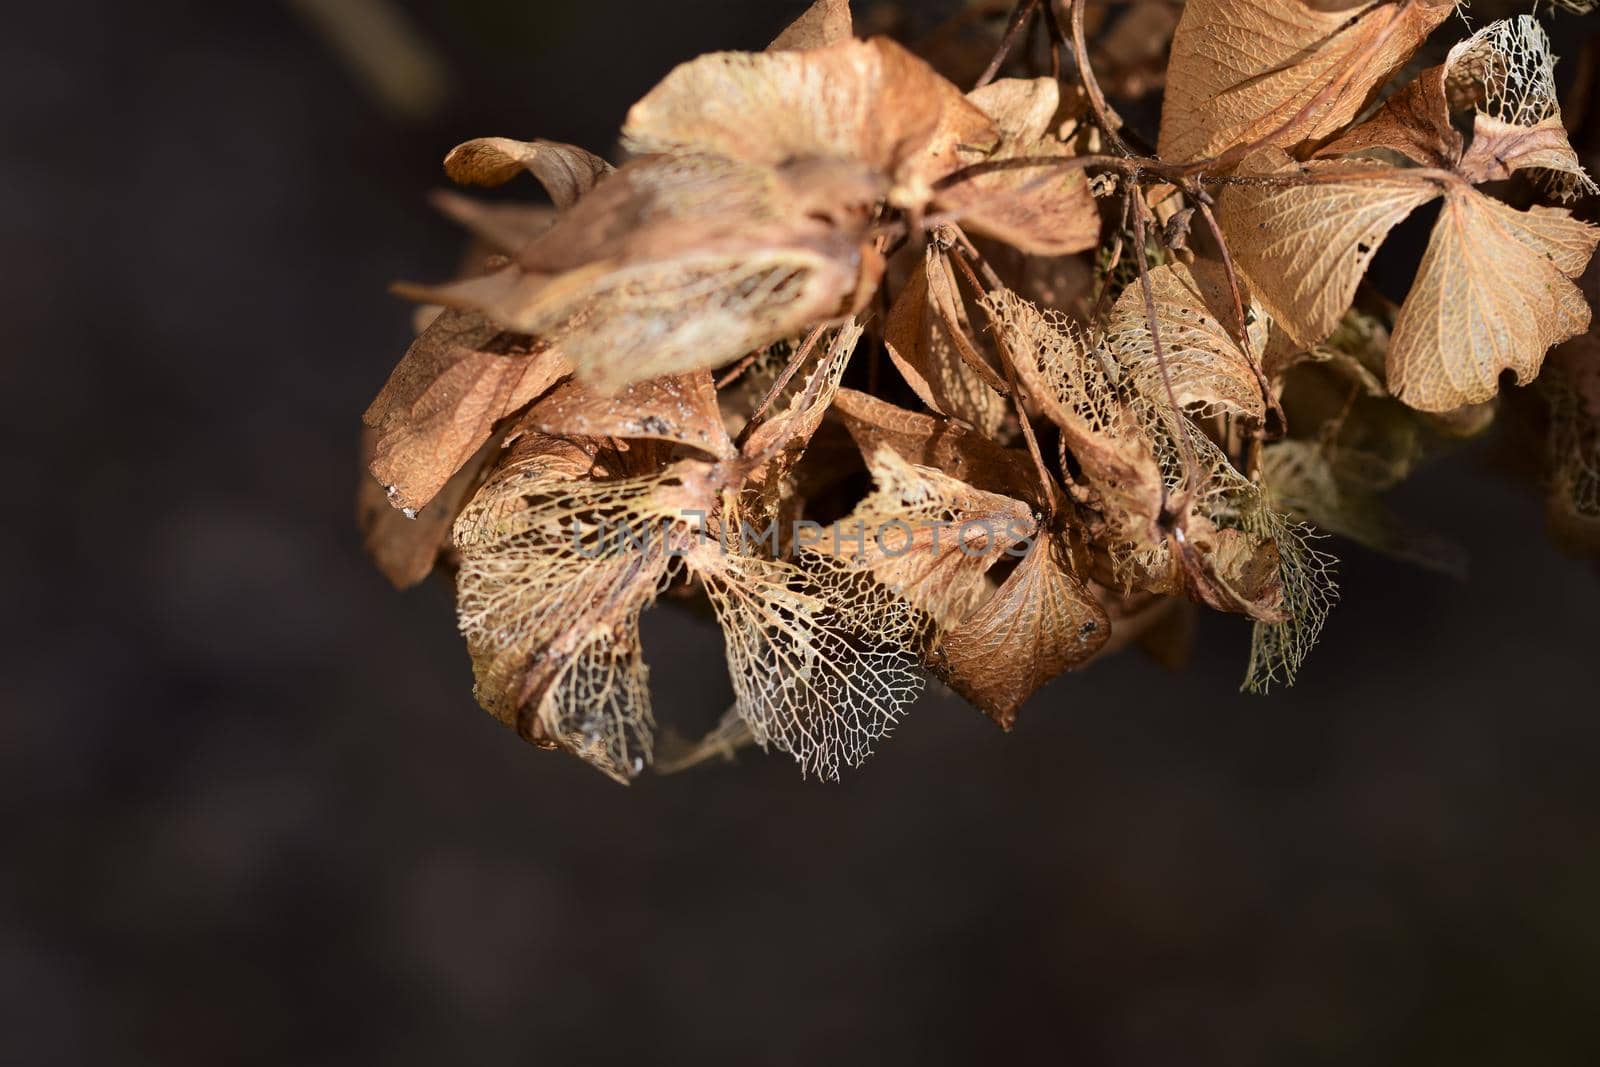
xmin=1130 ymin=194 xmax=1196 ymax=520
xmin=942 ymin=246 xmax=1016 ymax=397
xmin=1041 ymin=0 xmax=1063 ymax=81
xmin=715 ymin=350 xmax=760 ymax=390
xmin=735 ymin=324 xmax=825 ymax=450
xmin=1069 ymin=0 xmax=1130 ymax=155
xmin=939 ymin=225 xmax=1060 ymax=512
xmin=974 ymin=0 xmax=1041 ymax=90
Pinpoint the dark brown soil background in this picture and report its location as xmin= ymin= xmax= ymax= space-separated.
xmin=5 ymin=2 xmax=1600 ymax=1063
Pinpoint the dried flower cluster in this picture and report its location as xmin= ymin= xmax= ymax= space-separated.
xmin=359 ymin=0 xmax=1600 ymax=783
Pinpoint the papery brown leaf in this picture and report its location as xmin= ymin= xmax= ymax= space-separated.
xmin=817 ymin=446 xmax=1035 ymax=630
xmin=882 ymin=247 xmax=1006 ymax=433
xmin=1389 ymin=190 xmax=1598 ymax=412
xmin=830 ymin=386 xmax=1046 ymax=507
xmin=526 ymin=370 xmax=736 ymax=459
xmin=1103 ymin=258 xmax=1265 ymax=421
xmin=684 ymin=540 xmax=926 ymax=780
xmin=768 ymin=0 xmax=853 ymax=51
xmin=1158 ymin=0 xmax=1453 ymax=164
xmin=363 ymin=309 xmax=570 ymax=513
xmin=400 ymin=154 xmax=878 ymax=391
xmin=934 ymin=530 xmax=1109 ymax=729
xmin=935 ymin=78 xmax=1100 ymax=256
xmin=621 ymin=37 xmax=996 ymax=208
xmin=443 ymin=137 xmax=613 ymax=209
xmin=1217 ymin=149 xmax=1440 ymax=349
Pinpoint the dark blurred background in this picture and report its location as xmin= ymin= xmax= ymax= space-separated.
xmin=5 ymin=2 xmax=1600 ymax=1063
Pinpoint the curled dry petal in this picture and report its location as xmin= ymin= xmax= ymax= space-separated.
xmin=1458 ymin=116 xmax=1597 ymax=198
xmin=363 ymin=309 xmax=570 ymax=513
xmin=621 ymin=37 xmax=996 ymax=208
xmin=1158 ymin=0 xmax=1453 ymax=164
xmin=1388 ymin=191 xmax=1598 ymax=412
xmin=443 ymin=137 xmax=613 ymax=209
xmin=1314 ymin=64 xmax=1461 ymax=168
xmin=1448 ymin=17 xmax=1595 ymax=199
xmin=934 ymin=78 xmax=1100 ymax=257
xmin=934 ymin=530 xmax=1109 ymax=730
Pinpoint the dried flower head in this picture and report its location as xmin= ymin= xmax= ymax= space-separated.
xmin=360 ymin=0 xmax=1600 ymax=782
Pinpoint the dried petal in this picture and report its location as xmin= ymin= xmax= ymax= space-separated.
xmin=935 ymin=78 xmax=1100 ymax=256
xmin=357 ymin=428 xmax=500 ymax=589
xmin=621 ymin=37 xmax=995 ymax=207
xmin=1315 ymin=64 xmax=1461 ymax=168
xmin=1217 ymin=150 xmax=1440 ymax=349
xmin=686 ymin=541 xmax=926 ymax=780
xmin=1389 ymin=190 xmax=1598 ymax=412
xmin=1159 ymin=0 xmax=1453 ymax=164
xmin=818 ymin=446 xmax=1035 ymax=629
xmin=1449 ymin=17 xmax=1597 ymax=200
xmin=883 ymin=248 xmax=1006 ymax=433
xmin=400 ymin=155 xmax=876 ymax=391
xmin=982 ymin=290 xmax=1165 ymax=540
xmin=363 ymin=309 xmax=570 ymax=513
xmin=527 ymin=370 xmax=736 ymax=458
xmin=1103 ymin=258 xmax=1265 ymax=421
xmin=934 ymin=531 xmax=1109 ymax=729
xmin=443 ymin=137 xmax=613 ymax=209
xmin=742 ymin=320 xmax=862 ymax=464
xmin=453 ymin=450 xmax=703 ymax=781
xmin=830 ymin=386 xmax=1046 ymax=507
xmin=768 ymin=0 xmax=853 ymax=51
